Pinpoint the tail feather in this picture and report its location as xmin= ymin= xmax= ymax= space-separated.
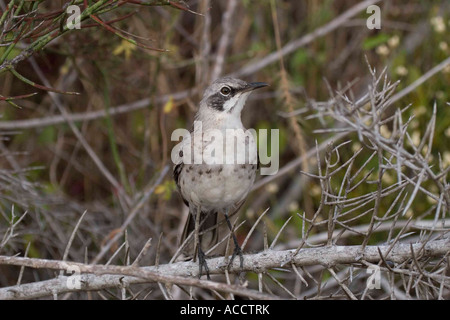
xmin=180 ymin=209 xmax=219 ymax=255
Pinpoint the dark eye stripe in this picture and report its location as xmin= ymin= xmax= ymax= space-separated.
xmin=206 ymin=93 xmax=226 ymax=111
xmin=206 ymin=87 xmax=237 ymax=112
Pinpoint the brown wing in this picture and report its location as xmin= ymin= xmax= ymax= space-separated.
xmin=173 ymin=163 xmax=189 ymax=207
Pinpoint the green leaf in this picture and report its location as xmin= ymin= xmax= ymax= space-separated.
xmin=23 ymin=234 xmax=41 ymax=258
xmin=291 ymin=49 xmax=309 ymax=69
xmin=38 ymin=126 xmax=56 ymax=145
xmin=363 ymin=33 xmax=390 ymax=50
xmin=0 ymin=46 xmax=20 ymax=60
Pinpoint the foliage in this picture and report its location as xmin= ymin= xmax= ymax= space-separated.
xmin=0 ymin=0 xmax=449 ymax=300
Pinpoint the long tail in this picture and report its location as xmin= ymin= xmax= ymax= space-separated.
xmin=179 ymin=209 xmax=219 ymax=255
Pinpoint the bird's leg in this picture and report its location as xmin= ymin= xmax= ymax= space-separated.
xmin=224 ymin=209 xmax=244 ymax=272
xmin=194 ymin=206 xmax=210 ymax=279
xmin=197 ymin=246 xmax=210 ymax=280
xmin=193 ymin=206 xmax=200 ymax=262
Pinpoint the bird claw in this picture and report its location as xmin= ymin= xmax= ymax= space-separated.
xmin=227 ymin=245 xmax=244 ymax=272
xmin=197 ymin=247 xmax=211 ymax=280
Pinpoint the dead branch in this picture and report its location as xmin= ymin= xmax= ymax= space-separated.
xmin=0 ymin=237 xmax=448 ymax=300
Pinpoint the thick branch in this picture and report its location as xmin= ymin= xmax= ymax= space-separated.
xmin=0 ymin=238 xmax=448 ymax=299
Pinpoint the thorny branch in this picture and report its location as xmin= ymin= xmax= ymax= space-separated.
xmin=0 ymin=237 xmax=448 ymax=299
xmin=0 ymin=0 xmax=449 ymax=300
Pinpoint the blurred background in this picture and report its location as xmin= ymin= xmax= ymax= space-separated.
xmin=0 ymin=0 xmax=449 ymax=299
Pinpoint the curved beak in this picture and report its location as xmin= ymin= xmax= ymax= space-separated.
xmin=242 ymin=82 xmax=269 ymax=93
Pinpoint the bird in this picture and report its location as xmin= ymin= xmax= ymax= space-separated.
xmin=173 ymin=77 xmax=268 ymax=278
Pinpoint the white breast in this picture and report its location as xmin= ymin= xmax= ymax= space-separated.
xmin=182 ymin=163 xmax=256 ymax=211
xmin=178 ymin=99 xmax=257 ymax=211
xmin=180 ymin=129 xmax=257 ymax=211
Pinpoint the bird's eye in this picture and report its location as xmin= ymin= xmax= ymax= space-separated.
xmin=220 ymin=86 xmax=231 ymax=96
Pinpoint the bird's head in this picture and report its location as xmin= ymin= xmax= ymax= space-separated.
xmin=198 ymin=78 xmax=268 ymax=120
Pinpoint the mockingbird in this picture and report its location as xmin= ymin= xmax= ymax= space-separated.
xmin=173 ymin=77 xmax=268 ymax=278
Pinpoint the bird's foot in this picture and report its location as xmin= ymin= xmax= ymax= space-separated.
xmin=197 ymin=247 xmax=211 ymax=280
xmin=227 ymin=244 xmax=244 ymax=274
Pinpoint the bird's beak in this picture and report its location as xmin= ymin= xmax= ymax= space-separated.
xmin=242 ymin=82 xmax=269 ymax=92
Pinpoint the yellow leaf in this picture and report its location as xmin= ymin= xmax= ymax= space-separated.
xmin=112 ymin=39 xmax=136 ymax=61
xmin=163 ymin=96 xmax=174 ymax=114
xmin=113 ymin=43 xmax=124 ymax=56
xmin=154 ymin=185 xmax=166 ymax=195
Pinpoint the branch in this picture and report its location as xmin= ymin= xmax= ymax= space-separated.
xmin=210 ymin=0 xmax=237 ymax=80
xmin=230 ymin=0 xmax=383 ymax=78
xmin=0 ymin=238 xmax=448 ymax=299
xmin=0 ymin=0 xmax=382 ymax=131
